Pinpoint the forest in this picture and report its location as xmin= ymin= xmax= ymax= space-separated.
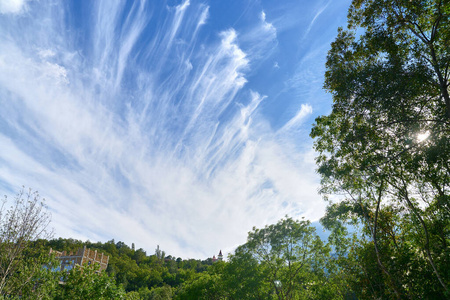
xmin=1 ymin=0 xmax=449 ymax=299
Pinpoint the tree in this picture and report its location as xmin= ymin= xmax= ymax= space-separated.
xmin=0 ymin=187 xmax=55 ymax=297
xmin=227 ymin=217 xmax=336 ymax=300
xmin=223 ymin=248 xmax=271 ymax=299
xmin=54 ymin=263 xmax=126 ymax=300
xmin=311 ymin=0 xmax=450 ymax=298
xmin=175 ymin=271 xmax=225 ymax=300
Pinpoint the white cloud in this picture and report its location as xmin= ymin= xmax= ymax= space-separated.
xmin=193 ymin=4 xmax=209 ymax=36
xmin=279 ymin=104 xmax=313 ymax=132
xmin=0 ymin=0 xmax=326 ymax=259
xmin=0 ymin=0 xmax=27 ymax=14
xmin=240 ymin=10 xmax=278 ymax=62
xmin=260 ymin=10 xmax=276 ymax=33
xmin=303 ymin=1 xmax=331 ymax=38
xmin=38 ymin=49 xmax=56 ymax=59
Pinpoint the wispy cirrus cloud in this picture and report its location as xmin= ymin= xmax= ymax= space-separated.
xmin=0 ymin=0 xmax=347 ymax=258
xmin=239 ymin=10 xmax=278 ymax=67
xmin=303 ymin=0 xmax=331 ymax=38
xmin=279 ymin=104 xmax=313 ymax=132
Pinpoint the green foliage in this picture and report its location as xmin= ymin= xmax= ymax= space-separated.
xmin=45 ymin=238 xmax=215 ymax=298
xmin=312 ymin=0 xmax=450 ymax=298
xmin=175 ymin=271 xmax=225 ymax=300
xmin=43 ymin=219 xmax=350 ymax=300
xmin=125 ymin=290 xmax=141 ymax=300
xmin=12 ymin=241 xmax=61 ymax=300
xmin=54 ymin=263 xmax=126 ymax=300
xmin=1 ymin=214 xmax=353 ymax=300
xmin=223 ymin=217 xmax=344 ymax=300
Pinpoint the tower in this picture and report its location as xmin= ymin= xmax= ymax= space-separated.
xmin=218 ymin=250 xmax=223 ymax=261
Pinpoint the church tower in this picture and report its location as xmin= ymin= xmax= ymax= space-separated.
xmin=218 ymin=250 xmax=223 ymax=261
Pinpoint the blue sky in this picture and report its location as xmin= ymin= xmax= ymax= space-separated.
xmin=0 ymin=0 xmax=351 ymax=258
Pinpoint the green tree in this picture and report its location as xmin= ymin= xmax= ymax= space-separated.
xmin=311 ymin=0 xmax=450 ymax=298
xmin=125 ymin=290 xmax=141 ymax=300
xmin=55 ymin=263 xmax=126 ymax=300
xmin=223 ymin=248 xmax=271 ymax=299
xmin=175 ymin=262 xmax=226 ymax=300
xmin=227 ymin=217 xmax=336 ymax=300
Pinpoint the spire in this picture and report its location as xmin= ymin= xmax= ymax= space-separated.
xmin=218 ymin=250 xmax=223 ymax=261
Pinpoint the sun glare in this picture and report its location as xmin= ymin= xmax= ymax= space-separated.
xmin=417 ymin=131 xmax=430 ymax=142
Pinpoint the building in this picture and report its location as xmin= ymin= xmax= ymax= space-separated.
xmin=212 ymin=250 xmax=223 ymax=263
xmin=50 ymin=246 xmax=109 ymax=272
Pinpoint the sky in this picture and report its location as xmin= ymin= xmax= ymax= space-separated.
xmin=0 ymin=0 xmax=351 ymax=259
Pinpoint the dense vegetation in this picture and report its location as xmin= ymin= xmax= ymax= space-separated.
xmin=311 ymin=0 xmax=450 ymax=298
xmin=2 ymin=220 xmax=354 ymax=299
xmin=1 ymin=0 xmax=449 ymax=299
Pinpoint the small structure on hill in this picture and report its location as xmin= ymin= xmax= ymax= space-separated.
xmin=212 ymin=250 xmax=223 ymax=263
xmin=50 ymin=246 xmax=109 ymax=272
